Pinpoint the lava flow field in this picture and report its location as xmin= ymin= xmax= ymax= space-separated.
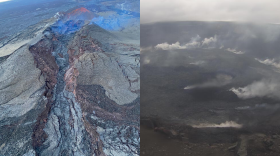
xmin=0 ymin=0 xmax=140 ymax=155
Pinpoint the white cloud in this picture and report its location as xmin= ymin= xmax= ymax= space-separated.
xmin=235 ymin=103 xmax=280 ymax=110
xmin=189 ymin=60 xmax=205 ymax=65
xmin=226 ymin=48 xmax=244 ymax=54
xmin=0 ymin=0 xmax=10 ymax=2
xmin=255 ymin=58 xmax=280 ymax=68
xmin=202 ymin=35 xmax=217 ymax=46
xmin=184 ymin=74 xmax=233 ymax=89
xmin=184 ymin=86 xmax=196 ymax=90
xmin=143 ymin=58 xmax=150 ymax=64
xmin=184 ymin=35 xmax=201 ymax=48
xmin=140 ymin=46 xmax=153 ymax=52
xmin=192 ymin=121 xmax=242 ymax=128
xmin=230 ymin=79 xmax=280 ymax=99
xmin=155 ymin=41 xmax=186 ymax=50
xmin=155 ymin=35 xmax=217 ymax=50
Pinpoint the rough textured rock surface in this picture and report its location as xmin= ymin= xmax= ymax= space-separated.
xmin=0 ymin=45 xmax=47 ymax=156
xmin=29 ymin=38 xmax=59 ymax=152
xmin=0 ymin=1 xmax=139 ymax=155
xmin=75 ymin=52 xmax=138 ymax=105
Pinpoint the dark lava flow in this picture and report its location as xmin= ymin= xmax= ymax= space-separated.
xmin=30 ymin=21 xmax=95 ymax=155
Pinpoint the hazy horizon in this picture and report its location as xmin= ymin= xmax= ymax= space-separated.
xmin=141 ymin=0 xmax=280 ymax=24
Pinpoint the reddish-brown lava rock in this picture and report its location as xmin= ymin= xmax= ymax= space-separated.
xmin=64 ymin=66 xmax=79 ymax=95
xmin=29 ymin=38 xmax=59 ymax=150
xmin=83 ymin=117 xmax=106 ymax=156
xmin=29 ymin=39 xmax=58 ymax=89
xmin=66 ymin=7 xmax=94 ymax=21
xmin=58 ymin=53 xmax=63 ymax=58
xmin=75 ymin=85 xmax=139 ymax=154
xmin=76 ymin=85 xmax=140 ymax=128
xmin=64 ymin=40 xmax=109 ymax=155
xmin=64 ymin=32 xmax=104 ymax=96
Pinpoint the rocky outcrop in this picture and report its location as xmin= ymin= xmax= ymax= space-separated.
xmin=0 ymin=44 xmax=46 ymax=156
xmin=64 ymin=22 xmax=140 ymax=156
xmin=74 ymin=52 xmax=138 ymax=105
xmin=0 ymin=17 xmax=57 ymax=57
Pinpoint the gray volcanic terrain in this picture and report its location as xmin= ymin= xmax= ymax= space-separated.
xmin=0 ymin=0 xmax=140 ymax=155
xmin=141 ymin=21 xmax=280 ymax=156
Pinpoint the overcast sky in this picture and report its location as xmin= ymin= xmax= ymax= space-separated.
xmin=141 ymin=0 xmax=280 ymax=24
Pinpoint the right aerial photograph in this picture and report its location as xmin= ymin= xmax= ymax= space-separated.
xmin=140 ymin=0 xmax=280 ymax=156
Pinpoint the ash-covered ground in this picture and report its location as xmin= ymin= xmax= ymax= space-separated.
xmin=141 ymin=21 xmax=280 ymax=156
xmin=0 ymin=0 xmax=139 ymax=155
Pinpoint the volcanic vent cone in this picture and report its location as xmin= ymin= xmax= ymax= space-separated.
xmin=65 ymin=7 xmax=95 ymax=21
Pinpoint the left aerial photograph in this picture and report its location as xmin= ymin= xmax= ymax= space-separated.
xmin=0 ymin=0 xmax=140 ymax=155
